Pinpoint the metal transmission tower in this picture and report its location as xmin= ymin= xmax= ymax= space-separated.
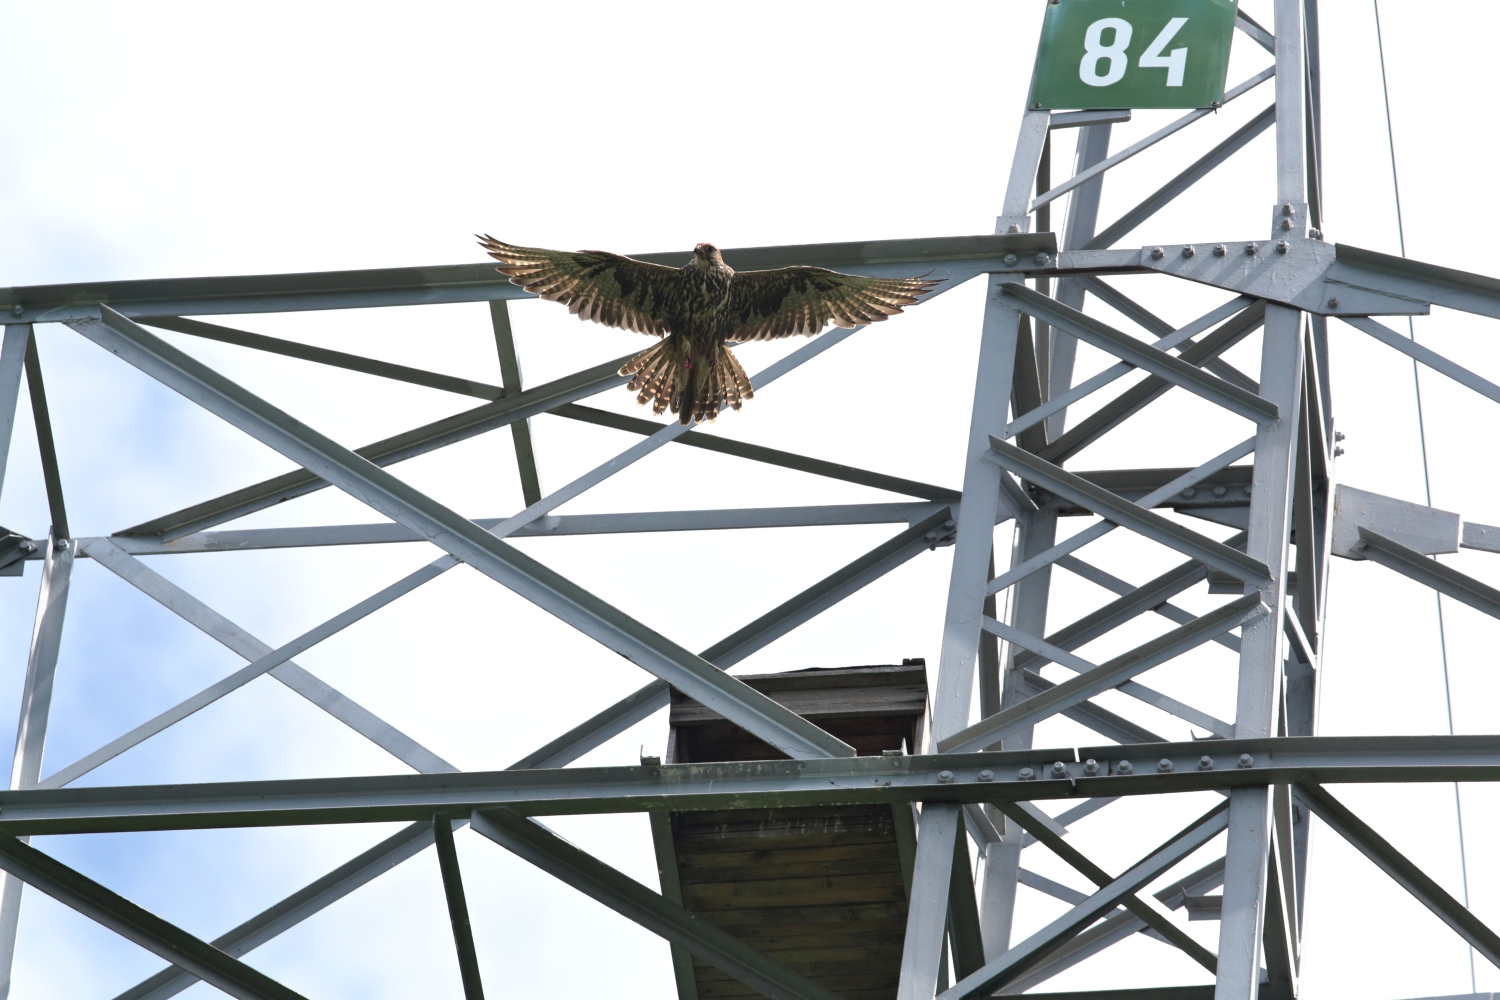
xmin=0 ymin=2 xmax=1498 ymax=999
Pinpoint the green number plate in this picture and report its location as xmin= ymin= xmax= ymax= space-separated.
xmin=1029 ymin=0 xmax=1240 ymax=111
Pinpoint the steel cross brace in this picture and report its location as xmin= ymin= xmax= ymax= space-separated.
xmin=69 ymin=306 xmax=854 ymax=762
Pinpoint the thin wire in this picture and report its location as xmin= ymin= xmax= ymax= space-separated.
xmin=1374 ymin=3 xmax=1477 ymax=990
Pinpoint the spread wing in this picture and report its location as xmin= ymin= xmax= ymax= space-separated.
xmin=720 ymin=267 xmax=942 ymax=342
xmin=478 ymin=235 xmax=679 ymax=337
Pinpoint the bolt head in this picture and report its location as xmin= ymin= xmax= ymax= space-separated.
xmin=1212 ymin=485 xmax=1227 ymax=497
xmin=1150 ymin=246 xmax=1165 ymax=260
xmin=1003 ymin=253 xmax=1018 ymax=266
xmin=1282 ymin=203 xmax=1295 ymax=215
xmin=1158 ymin=758 xmax=1174 ymax=773
xmin=1199 ymin=755 xmax=1215 ymax=770
xmin=938 ymin=769 xmax=954 ymax=783
xmin=1245 ymin=242 xmax=1259 ymax=256
xmin=1309 ymin=228 xmax=1323 ymax=240
xmin=1182 ymin=245 xmax=1196 ymax=258
xmin=10 ymin=305 xmax=21 ymax=317
xmin=1335 ymin=431 xmax=1346 ymax=442
xmin=1116 ymin=760 xmax=1133 ymax=775
xmin=1281 ymin=218 xmax=1294 ymax=231
xmin=978 ymin=768 xmax=994 ymax=782
xmin=1334 ymin=446 xmax=1345 ymax=457
xmin=1083 ymin=758 xmax=1099 ymax=775
xmin=1035 ymin=252 xmax=1051 ymax=266
xmin=1238 ymin=753 xmax=1255 ymax=768
xmin=1019 ymin=767 xmax=1035 ymax=780
xmin=1181 ymin=487 xmax=1196 ymax=499
xmin=1213 ymin=244 xmax=1228 ymax=257
xmin=1007 ymin=223 xmax=1022 ymax=234
xmin=1050 ymin=761 xmax=1067 ymax=778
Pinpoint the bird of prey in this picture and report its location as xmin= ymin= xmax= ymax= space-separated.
xmin=478 ymin=236 xmax=941 ymax=424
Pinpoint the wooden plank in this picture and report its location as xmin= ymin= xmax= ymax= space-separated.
xmin=675 ymin=841 xmax=909 ymax=870
xmin=649 ymin=810 xmax=699 ymax=1000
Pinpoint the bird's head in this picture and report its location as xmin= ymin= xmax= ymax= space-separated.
xmin=693 ymin=242 xmax=724 ymax=267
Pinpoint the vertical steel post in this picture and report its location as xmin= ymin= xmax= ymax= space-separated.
xmin=0 ymin=533 xmax=74 ymax=999
xmin=896 ymin=803 xmax=961 ymax=1000
xmin=0 ymin=327 xmax=31 ymax=498
xmin=1216 ymin=4 xmax=1307 ymax=998
xmin=489 ymin=300 xmax=544 ymax=507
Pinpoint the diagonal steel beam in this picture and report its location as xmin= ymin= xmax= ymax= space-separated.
xmin=940 ymin=803 xmax=1230 ymax=1000
xmin=993 ymin=801 xmax=1217 ymax=974
xmin=1357 ymin=528 xmax=1500 ymax=621
xmin=1002 ymin=284 xmax=1278 ymax=425
xmin=987 ymin=439 xmax=1271 ymax=585
xmin=940 ymin=594 xmax=1263 ymax=753
xmin=138 ymin=315 xmax=506 ymax=400
xmin=1341 ymin=316 xmax=1500 ymax=407
xmin=489 ymin=300 xmax=543 ymax=506
xmin=0 ymin=326 xmax=29 ymax=500
xmin=0 ymin=830 xmax=306 ymax=1000
xmin=1296 ymin=782 xmax=1500 ymax=968
xmin=554 ymin=403 xmax=960 ymax=501
xmin=433 ymin=815 xmax=486 ymax=1000
xmin=1039 ymin=301 xmax=1266 ymax=465
xmin=115 ymin=352 xmax=633 ymax=540
xmin=22 ymin=333 xmax=68 ymax=539
xmin=72 ymin=306 xmax=853 ymax=761
xmin=114 ymin=821 xmax=438 ymax=1000
xmin=1082 ymin=105 xmax=1278 ymax=252
xmin=470 ymin=808 xmax=844 ymax=1000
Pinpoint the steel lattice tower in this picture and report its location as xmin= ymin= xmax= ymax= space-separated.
xmin=0 ymin=2 xmax=1497 ymax=999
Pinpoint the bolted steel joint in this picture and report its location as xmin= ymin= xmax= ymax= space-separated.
xmin=1083 ymin=758 xmax=1099 ymax=776
xmin=1199 ymin=755 xmax=1215 ymax=770
xmin=1003 ymin=253 xmax=1018 ymax=266
xmin=1157 ymin=758 xmax=1174 ymax=773
xmin=1245 ymin=242 xmax=1259 ymax=256
xmin=1050 ymin=760 xmax=1067 ymax=778
xmin=1018 ymin=766 xmax=1035 ymax=781
xmin=937 ymin=769 xmax=954 ymax=783
xmin=1116 ymin=760 xmax=1133 ymax=775
xmin=1181 ymin=245 xmax=1195 ymax=258
xmin=1277 ymin=240 xmax=1291 ymax=253
xmin=1150 ymin=246 xmax=1165 ymax=260
xmin=1238 ymin=753 xmax=1255 ymax=768
xmin=1035 ymin=251 xmax=1051 ymax=266
xmin=1213 ymin=244 xmax=1228 ymax=257
xmin=977 ymin=768 xmax=994 ymax=782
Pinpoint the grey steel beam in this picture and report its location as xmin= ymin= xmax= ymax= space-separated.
xmin=993 ymin=801 xmax=1217 ymax=974
xmin=433 ymin=816 xmax=486 ymax=1000
xmin=469 ymin=809 xmax=844 ymax=1000
xmin=47 ymin=538 xmax=455 ymax=789
xmin=1001 ymin=857 xmax=1227 ymax=994
xmin=0 ymin=327 xmax=30 ymax=499
xmin=1040 ymin=303 xmax=1266 ymax=464
xmin=138 ymin=315 xmax=505 ymax=400
xmin=0 ymin=830 xmax=306 ymax=1000
xmin=942 ymin=594 xmax=1263 ymax=753
xmin=897 ymin=803 xmax=961 ymax=1000
xmin=511 ymin=505 xmax=955 ymax=770
xmin=1296 ymin=782 xmax=1500 ymax=968
xmin=1002 ymin=284 xmax=1277 ymax=425
xmin=986 ymin=439 xmax=1271 ymax=585
xmin=102 ymin=502 xmax=948 ymax=555
xmin=1342 ymin=315 xmax=1500 ymax=406
xmin=1237 ymin=8 xmax=1276 ymax=51
xmin=116 ymin=353 xmax=634 ymax=540
xmin=0 ymin=533 xmax=73 ymax=999
xmin=1076 ymin=278 xmax=1256 ymax=389
xmin=114 ymin=821 xmax=439 ymax=1000
xmin=489 ymin=300 xmax=543 ymax=506
xmin=4 ymin=232 xmax=1056 ymax=323
xmin=1357 ymin=528 xmax=1500 ymax=621
xmin=940 ymin=804 xmax=1230 ymax=1000
xmin=1031 ymin=68 xmax=1277 ymax=214
xmin=22 ymin=334 xmax=68 ymax=539
xmin=1049 ymin=111 xmax=1132 ymax=130
xmin=648 ymin=810 xmax=699 ymax=1000
xmin=3 ymin=737 xmax=1499 ymax=835
xmin=552 ymin=404 xmax=962 ymax=499
xmin=1054 ymin=555 xmax=1240 ymax=653
xmin=1016 ymin=536 xmax=1246 ymax=672
xmin=76 ymin=538 xmax=459 ymax=776
xmin=948 ymin=816 xmax=986 ymax=981
xmin=1016 ymin=671 xmax=1167 ymax=746
xmin=1327 ymin=243 xmax=1500 ymax=321
xmin=1082 ymin=106 xmax=1277 ymax=252
xmin=72 ymin=307 xmax=853 ymax=762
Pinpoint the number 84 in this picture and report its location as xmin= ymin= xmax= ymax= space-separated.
xmin=1080 ymin=16 xmax=1189 ymax=87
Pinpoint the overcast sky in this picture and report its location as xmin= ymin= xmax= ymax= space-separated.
xmin=1 ymin=2 xmax=1497 ymax=998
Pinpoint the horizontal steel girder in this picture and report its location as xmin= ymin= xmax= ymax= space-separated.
xmin=2 ymin=232 xmax=1056 ymax=323
xmin=3 ymin=737 xmax=1498 ymax=835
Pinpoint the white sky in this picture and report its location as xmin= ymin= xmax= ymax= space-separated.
xmin=0 ymin=2 xmax=1497 ymax=998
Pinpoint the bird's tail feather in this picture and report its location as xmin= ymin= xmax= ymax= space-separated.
xmin=619 ymin=341 xmax=753 ymax=425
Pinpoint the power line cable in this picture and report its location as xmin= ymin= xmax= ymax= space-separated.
xmin=1373 ymin=3 xmax=1477 ymax=990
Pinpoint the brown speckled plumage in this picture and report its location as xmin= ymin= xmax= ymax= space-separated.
xmin=478 ymin=236 xmax=941 ymax=424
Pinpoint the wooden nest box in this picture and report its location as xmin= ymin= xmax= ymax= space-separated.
xmin=653 ymin=660 xmax=931 ymax=1000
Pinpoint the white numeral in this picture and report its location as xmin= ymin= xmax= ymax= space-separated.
xmin=1139 ymin=16 xmax=1189 ymax=87
xmin=1079 ymin=17 xmax=1132 ymax=87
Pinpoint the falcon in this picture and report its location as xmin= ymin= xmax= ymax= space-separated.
xmin=478 ymin=236 xmax=941 ymax=424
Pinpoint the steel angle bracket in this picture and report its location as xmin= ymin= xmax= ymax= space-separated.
xmin=1124 ymin=237 xmax=1430 ymax=317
